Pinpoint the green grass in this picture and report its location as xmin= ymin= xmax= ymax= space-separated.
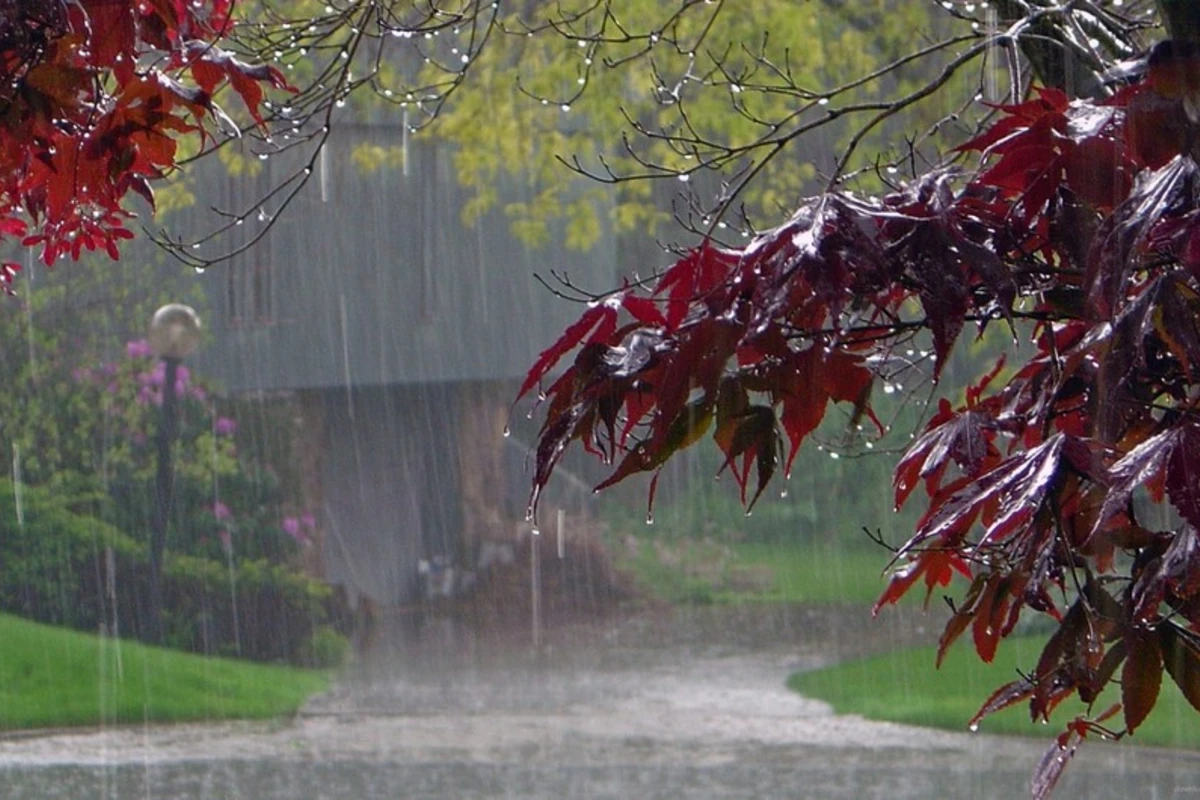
xmin=789 ymin=634 xmax=1200 ymax=749
xmin=618 ymin=535 xmax=918 ymax=607
xmin=721 ymin=542 xmax=903 ymax=605
xmin=0 ymin=613 xmax=331 ymax=729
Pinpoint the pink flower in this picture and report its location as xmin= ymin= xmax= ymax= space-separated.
xmin=214 ymin=417 xmax=237 ymax=436
xmin=282 ymin=516 xmax=308 ymax=544
xmin=147 ymin=362 xmax=166 ymax=386
xmin=126 ymin=339 xmax=153 ymax=359
xmin=301 ymin=512 xmax=316 ymax=530
xmin=218 ymin=529 xmax=232 ymax=554
xmin=213 ymin=501 xmax=232 ymax=521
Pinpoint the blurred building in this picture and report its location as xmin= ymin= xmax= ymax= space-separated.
xmin=186 ymin=124 xmax=620 ymax=610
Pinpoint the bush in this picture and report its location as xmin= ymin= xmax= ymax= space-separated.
xmin=0 ymin=479 xmax=339 ymax=664
xmin=159 ymin=555 xmax=333 ymax=662
xmin=298 ymin=626 xmax=352 ymax=668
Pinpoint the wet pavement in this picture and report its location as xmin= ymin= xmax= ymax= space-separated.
xmin=1 ymin=605 xmax=1198 ymax=798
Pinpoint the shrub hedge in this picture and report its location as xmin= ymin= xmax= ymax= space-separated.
xmin=0 ymin=479 xmax=340 ymax=664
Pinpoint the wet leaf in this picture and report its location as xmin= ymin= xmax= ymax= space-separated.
xmin=1092 ymin=426 xmax=1182 ymax=539
xmin=968 ymin=676 xmax=1036 ymax=731
xmin=1031 ymin=727 xmax=1083 ymax=800
xmin=517 ymin=303 xmax=618 ymax=400
xmin=914 ymin=434 xmax=1066 ymax=549
xmin=1166 ymin=424 xmax=1200 ymax=529
xmin=1160 ymin=623 xmax=1200 ymax=713
xmin=1121 ymin=628 xmax=1163 ymax=733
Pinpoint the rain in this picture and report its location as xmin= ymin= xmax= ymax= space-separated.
xmin=1 ymin=2 xmax=1199 ymax=799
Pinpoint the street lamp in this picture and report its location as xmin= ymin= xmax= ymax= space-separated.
xmin=146 ymin=303 xmax=202 ymax=644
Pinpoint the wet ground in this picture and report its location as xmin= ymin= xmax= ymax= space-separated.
xmin=1 ymin=604 xmax=1198 ymax=798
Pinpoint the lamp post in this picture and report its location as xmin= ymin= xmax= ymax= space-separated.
xmin=146 ymin=304 xmax=202 ymax=644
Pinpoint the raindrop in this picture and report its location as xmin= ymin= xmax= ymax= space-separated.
xmin=531 ymin=527 xmax=540 ymax=536
xmin=969 ymin=723 xmax=979 ymax=732
xmin=645 ymin=513 xmax=654 ymax=525
xmin=502 ymin=426 xmax=511 ymax=438
xmin=677 ymin=173 xmax=690 ymax=183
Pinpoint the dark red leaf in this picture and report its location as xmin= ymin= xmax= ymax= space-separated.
xmin=971 ymin=576 xmax=1002 ymax=663
xmin=914 ymin=434 xmax=1066 ymax=549
xmin=968 ymin=676 xmax=1035 ymax=731
xmin=872 ymin=558 xmax=924 ymax=617
xmin=1031 ymin=727 xmax=1083 ymax=800
xmin=896 ymin=406 xmax=998 ymax=509
xmin=1121 ymin=628 xmax=1163 ymax=733
xmin=1091 ymin=427 xmax=1181 ymax=540
xmin=621 ymin=293 xmax=666 ymax=326
xmin=517 ymin=303 xmax=618 ymax=400
xmin=653 ymin=243 xmax=739 ymax=331
xmin=1160 ymin=526 xmax=1200 ymax=600
xmin=1166 ymin=423 xmax=1200 ymax=530
xmin=1160 ymin=623 xmax=1200 ymax=713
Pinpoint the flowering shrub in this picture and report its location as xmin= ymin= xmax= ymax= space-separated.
xmin=19 ymin=338 xmax=311 ymax=567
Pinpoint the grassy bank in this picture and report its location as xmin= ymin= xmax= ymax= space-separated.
xmin=789 ymin=634 xmax=1200 ymax=749
xmin=0 ymin=613 xmax=331 ymax=730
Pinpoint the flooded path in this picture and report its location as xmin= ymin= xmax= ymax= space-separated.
xmin=1 ymin=605 xmax=1197 ymax=798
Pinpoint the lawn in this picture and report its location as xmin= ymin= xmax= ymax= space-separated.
xmin=789 ymin=634 xmax=1200 ymax=750
xmin=723 ymin=542 xmax=903 ymax=605
xmin=618 ymin=535 xmax=918 ymax=607
xmin=0 ymin=613 xmax=331 ymax=729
